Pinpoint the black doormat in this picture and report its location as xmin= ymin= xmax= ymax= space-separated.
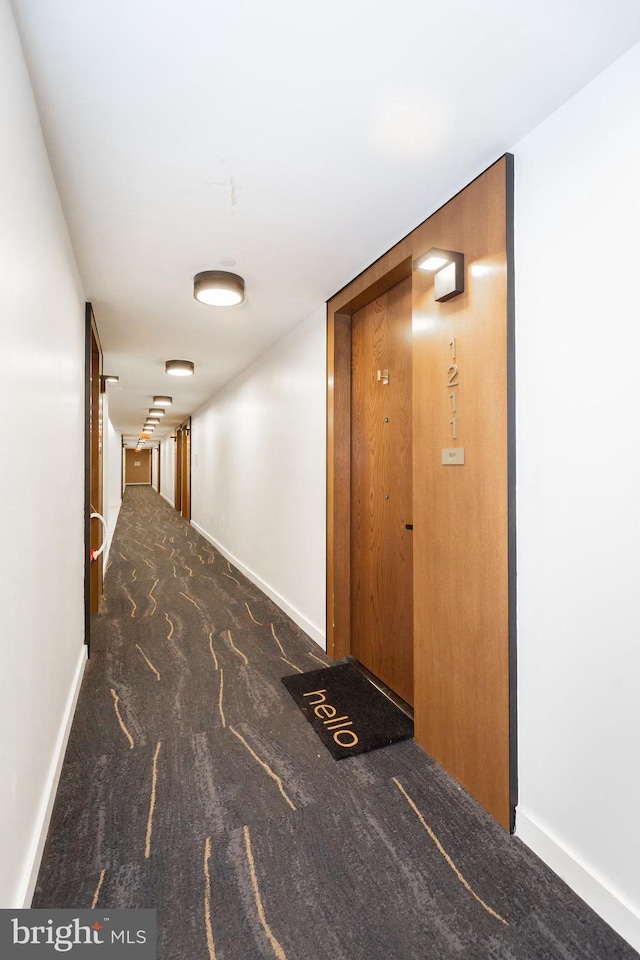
xmin=282 ymin=661 xmax=413 ymax=759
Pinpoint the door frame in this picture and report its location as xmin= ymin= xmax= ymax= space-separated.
xmin=326 ymin=155 xmax=517 ymax=830
xmin=84 ymin=302 xmax=103 ymax=649
xmin=175 ymin=418 xmax=191 ymax=519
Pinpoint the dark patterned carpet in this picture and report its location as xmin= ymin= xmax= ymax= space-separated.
xmin=33 ymin=486 xmax=638 ymax=959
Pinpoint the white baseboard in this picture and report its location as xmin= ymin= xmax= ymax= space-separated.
xmin=190 ymin=519 xmax=326 ymax=649
xmin=160 ymin=491 xmax=175 ymax=508
xmin=516 ymin=808 xmax=640 ymax=952
xmin=21 ymin=645 xmax=87 ymax=907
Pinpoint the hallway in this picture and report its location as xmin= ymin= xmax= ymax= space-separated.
xmin=33 ymin=488 xmax=636 ymax=959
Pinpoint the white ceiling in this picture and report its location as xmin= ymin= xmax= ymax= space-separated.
xmin=11 ymin=0 xmax=640 ymax=444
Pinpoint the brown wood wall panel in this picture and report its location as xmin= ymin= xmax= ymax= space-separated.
xmin=411 ymin=160 xmax=510 ymax=829
xmin=327 ymin=156 xmax=513 ymax=829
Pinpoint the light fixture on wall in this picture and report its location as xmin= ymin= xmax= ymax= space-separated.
xmin=413 ymin=247 xmax=464 ymax=302
xmin=99 ymin=374 xmax=119 ymax=393
xmin=193 ymin=270 xmax=245 ymax=306
xmin=153 ymin=396 xmax=173 ymax=406
xmin=148 ymin=407 xmax=165 ymax=417
xmin=165 ymin=359 xmax=194 ymax=376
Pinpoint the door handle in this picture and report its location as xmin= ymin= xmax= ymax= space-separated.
xmin=405 ymin=524 xmax=413 ymax=530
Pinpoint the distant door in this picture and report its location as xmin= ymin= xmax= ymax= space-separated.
xmin=350 ymin=276 xmax=413 ymax=705
xmin=175 ymin=431 xmax=182 ymax=512
xmin=125 ymin=448 xmax=151 ymax=484
xmin=180 ymin=419 xmax=191 ymax=520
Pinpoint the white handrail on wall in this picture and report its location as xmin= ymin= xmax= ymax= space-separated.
xmin=89 ymin=512 xmax=107 ymax=561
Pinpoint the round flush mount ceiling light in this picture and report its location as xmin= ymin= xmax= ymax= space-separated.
xmin=153 ymin=396 xmax=173 ymax=406
xmin=193 ymin=270 xmax=244 ymax=306
xmin=148 ymin=407 xmax=165 ymax=417
xmin=165 ymin=360 xmax=194 ymax=376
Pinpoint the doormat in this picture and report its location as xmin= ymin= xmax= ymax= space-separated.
xmin=282 ymin=661 xmax=413 ymax=760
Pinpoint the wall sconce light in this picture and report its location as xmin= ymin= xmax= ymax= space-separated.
xmin=99 ymin=374 xmax=119 ymax=393
xmin=165 ymin=360 xmax=194 ymax=376
xmin=194 ymin=270 xmax=245 ymax=306
xmin=413 ymin=247 xmax=464 ymax=302
xmin=153 ymin=396 xmax=173 ymax=406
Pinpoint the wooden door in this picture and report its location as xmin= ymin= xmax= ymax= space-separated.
xmin=175 ymin=430 xmax=182 ymax=512
xmin=180 ymin=419 xmax=191 ymax=520
xmin=350 ymin=276 xmax=413 ymax=705
xmin=85 ymin=304 xmax=103 ymax=633
xmin=125 ymin=448 xmax=151 ymax=483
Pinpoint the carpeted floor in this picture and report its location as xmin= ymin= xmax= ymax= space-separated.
xmin=33 ymin=486 xmax=638 ymax=959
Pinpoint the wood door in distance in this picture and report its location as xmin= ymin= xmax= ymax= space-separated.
xmin=180 ymin=419 xmax=191 ymax=520
xmin=125 ymin=448 xmax=151 ymax=484
xmin=350 ymin=276 xmax=413 ymax=705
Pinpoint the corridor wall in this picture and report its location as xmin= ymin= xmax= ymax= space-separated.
xmin=0 ymin=0 xmax=86 ymax=907
xmin=160 ymin=438 xmax=175 ymax=507
xmin=190 ymin=307 xmax=326 ymax=646
xmin=513 ymin=41 xmax=640 ymax=950
xmin=104 ymin=408 xmax=122 ymax=566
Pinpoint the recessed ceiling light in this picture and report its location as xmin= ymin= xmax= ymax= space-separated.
xmin=165 ymin=360 xmax=195 ymax=376
xmin=153 ymin=396 xmax=173 ymax=406
xmin=193 ymin=270 xmax=244 ymax=306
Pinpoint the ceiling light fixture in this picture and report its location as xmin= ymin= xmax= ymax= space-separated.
xmin=413 ymin=247 xmax=465 ymax=302
xmin=148 ymin=407 xmax=165 ymax=417
xmin=165 ymin=359 xmax=194 ymax=376
xmin=153 ymin=396 xmax=173 ymax=406
xmin=193 ymin=270 xmax=245 ymax=306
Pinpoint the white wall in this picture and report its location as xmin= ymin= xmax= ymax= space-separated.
xmin=151 ymin=446 xmax=159 ymax=492
xmin=159 ymin=438 xmax=175 ymax=506
xmin=514 ymin=42 xmax=640 ymax=951
xmin=190 ymin=307 xmax=326 ymax=646
xmin=103 ymin=408 xmax=122 ymax=566
xmin=0 ymin=0 xmax=86 ymax=906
